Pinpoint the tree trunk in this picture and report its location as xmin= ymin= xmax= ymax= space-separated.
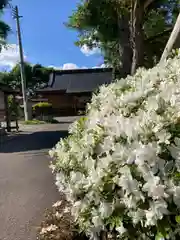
xmin=117 ymin=13 xmax=132 ymax=78
xmin=160 ymin=12 xmax=180 ymax=62
xmin=131 ymin=0 xmax=144 ymax=75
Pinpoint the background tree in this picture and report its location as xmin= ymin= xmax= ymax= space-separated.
xmin=67 ymin=0 xmax=179 ymax=77
xmin=0 ymin=62 xmax=53 ymax=95
xmin=0 ymin=0 xmax=10 ymax=49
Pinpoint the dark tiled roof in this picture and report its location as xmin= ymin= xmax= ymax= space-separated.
xmin=38 ymin=68 xmax=113 ymax=93
xmin=0 ymin=83 xmax=16 ymax=93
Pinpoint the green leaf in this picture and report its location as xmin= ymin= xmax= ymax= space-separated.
xmin=155 ymin=232 xmax=165 ymax=240
xmin=175 ymin=215 xmax=180 ymax=223
xmin=105 ymin=216 xmax=122 ymax=231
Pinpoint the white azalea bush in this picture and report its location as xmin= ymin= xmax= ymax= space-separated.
xmin=50 ymin=52 xmax=180 ymax=240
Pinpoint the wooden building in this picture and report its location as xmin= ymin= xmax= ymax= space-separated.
xmin=0 ymin=83 xmax=18 ymax=132
xmin=35 ymin=67 xmax=113 ymax=116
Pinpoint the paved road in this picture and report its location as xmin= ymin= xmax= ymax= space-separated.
xmin=0 ymin=126 xmax=68 ymax=240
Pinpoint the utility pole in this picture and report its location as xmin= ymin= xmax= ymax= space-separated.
xmin=160 ymin=12 xmax=180 ymax=63
xmin=13 ymin=6 xmax=28 ymax=121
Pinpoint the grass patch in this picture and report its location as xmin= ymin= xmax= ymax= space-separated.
xmin=23 ymin=120 xmax=46 ymax=125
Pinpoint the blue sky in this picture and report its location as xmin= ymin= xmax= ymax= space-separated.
xmin=1 ymin=0 xmax=103 ymax=69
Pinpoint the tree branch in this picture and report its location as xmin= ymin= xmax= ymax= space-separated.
xmin=143 ymin=0 xmax=156 ymax=10
xmin=161 ymin=13 xmax=180 ymax=62
xmin=145 ymin=28 xmax=173 ymax=43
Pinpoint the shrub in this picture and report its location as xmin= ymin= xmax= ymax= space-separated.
xmin=32 ymin=102 xmax=52 ymax=119
xmin=50 ymin=52 xmax=180 ymax=240
xmin=8 ymin=95 xmax=20 ymax=119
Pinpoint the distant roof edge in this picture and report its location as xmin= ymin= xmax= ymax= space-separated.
xmin=52 ymin=67 xmax=113 ymax=75
xmin=0 ymin=83 xmax=18 ymax=93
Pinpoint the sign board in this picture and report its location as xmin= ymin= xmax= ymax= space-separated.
xmin=0 ymin=90 xmax=5 ymax=121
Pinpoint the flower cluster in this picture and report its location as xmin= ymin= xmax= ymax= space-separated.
xmin=50 ymin=52 xmax=180 ymax=240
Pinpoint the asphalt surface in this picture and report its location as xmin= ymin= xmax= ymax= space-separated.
xmin=0 ymin=126 xmax=68 ymax=240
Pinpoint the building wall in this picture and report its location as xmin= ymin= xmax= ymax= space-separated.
xmin=46 ymin=93 xmax=74 ymax=108
xmin=37 ymin=91 xmax=91 ymax=116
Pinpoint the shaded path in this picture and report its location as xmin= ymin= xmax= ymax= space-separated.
xmin=0 ymin=130 xmax=68 ymax=240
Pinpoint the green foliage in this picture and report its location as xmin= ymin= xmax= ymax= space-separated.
xmin=0 ymin=0 xmax=9 ymax=9
xmin=11 ymin=62 xmax=51 ymax=94
xmin=0 ymin=0 xmax=10 ymax=48
xmin=175 ymin=215 xmax=180 ymax=223
xmin=0 ymin=62 xmax=52 ymax=94
xmin=67 ymin=0 xmax=179 ymax=71
xmin=23 ymin=119 xmax=46 ymax=125
xmin=168 ymin=48 xmax=180 ymax=58
xmin=8 ymin=95 xmax=20 ymax=118
xmin=32 ymin=102 xmax=52 ymax=110
xmin=32 ymin=102 xmax=53 ymax=117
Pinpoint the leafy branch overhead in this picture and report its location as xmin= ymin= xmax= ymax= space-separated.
xmin=67 ymin=0 xmax=179 ymax=76
xmin=0 ymin=0 xmax=10 ymax=47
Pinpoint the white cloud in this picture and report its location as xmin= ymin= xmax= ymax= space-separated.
xmin=49 ymin=63 xmax=109 ymax=70
xmin=80 ymin=44 xmax=101 ymax=56
xmin=92 ymin=63 xmax=110 ymax=69
xmin=48 ymin=63 xmax=79 ymax=70
xmin=0 ymin=44 xmax=27 ymax=68
xmin=62 ymin=63 xmax=78 ymax=69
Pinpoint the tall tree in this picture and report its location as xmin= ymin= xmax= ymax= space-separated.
xmin=68 ymin=0 xmax=179 ymax=77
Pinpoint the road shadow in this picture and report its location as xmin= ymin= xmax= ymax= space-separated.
xmin=0 ymin=130 xmax=68 ymax=153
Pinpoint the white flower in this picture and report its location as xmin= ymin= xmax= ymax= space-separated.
xmin=70 ymin=171 xmax=85 ymax=184
xmin=49 ymin=162 xmax=56 ymax=172
xmin=40 ymin=224 xmax=58 ymax=235
xmin=174 ymin=137 xmax=180 ymax=146
xmin=134 ymin=142 xmax=158 ymax=166
xmin=92 ymin=216 xmax=103 ymax=228
xmin=121 ymin=195 xmax=138 ymax=209
xmin=145 ymin=209 xmax=157 ymax=226
xmin=143 ymin=176 xmax=168 ymax=200
xmin=173 ymin=186 xmax=180 ymax=207
xmin=71 ymin=200 xmax=84 ymax=220
xmin=147 ymin=96 xmax=159 ymax=111
xmin=63 ymin=206 xmax=70 ymax=213
xmin=53 ymin=200 xmax=62 ymax=208
xmin=99 ymin=202 xmax=113 ymax=218
xmin=128 ymin=209 xmax=145 ymax=225
xmin=116 ymin=223 xmax=127 ymax=235
xmin=145 ymin=200 xmax=168 ymax=226
xmin=49 ymin=149 xmax=55 ymax=158
xmin=55 ymin=211 xmax=63 ymax=219
xmin=155 ymin=129 xmax=171 ymax=144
